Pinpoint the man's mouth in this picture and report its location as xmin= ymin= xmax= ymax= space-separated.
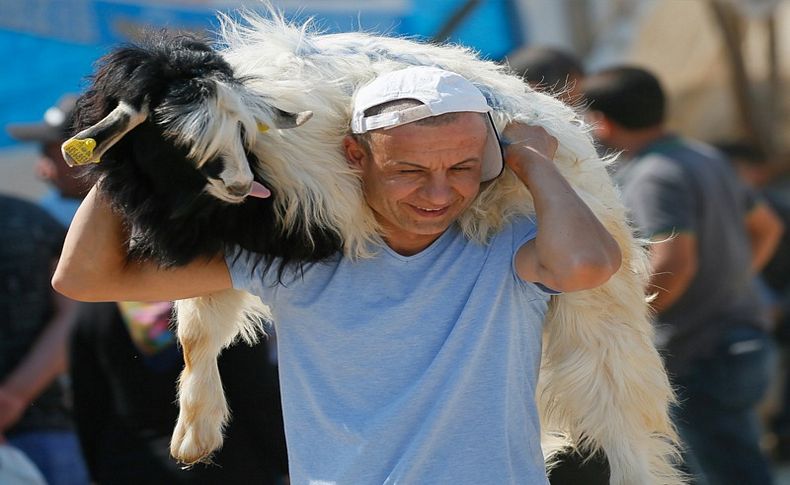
xmin=410 ymin=204 xmax=450 ymax=217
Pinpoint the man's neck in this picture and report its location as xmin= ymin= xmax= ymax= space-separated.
xmin=382 ymin=231 xmax=443 ymax=256
xmin=617 ymin=127 xmax=668 ymax=160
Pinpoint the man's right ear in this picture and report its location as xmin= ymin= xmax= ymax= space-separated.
xmin=585 ymin=110 xmax=613 ymax=140
xmin=343 ymin=135 xmax=367 ymax=169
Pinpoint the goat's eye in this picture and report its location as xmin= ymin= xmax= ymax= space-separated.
xmin=238 ymin=122 xmax=255 ymax=151
xmin=200 ymin=158 xmax=224 ymax=179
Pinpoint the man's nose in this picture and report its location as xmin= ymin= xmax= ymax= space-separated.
xmin=421 ymin=173 xmax=453 ymax=204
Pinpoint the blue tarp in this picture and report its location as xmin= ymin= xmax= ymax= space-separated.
xmin=0 ymin=0 xmax=523 ymax=148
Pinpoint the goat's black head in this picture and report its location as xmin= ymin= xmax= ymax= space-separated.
xmin=62 ymin=30 xmax=311 ymax=204
xmin=59 ymin=30 xmax=343 ymax=270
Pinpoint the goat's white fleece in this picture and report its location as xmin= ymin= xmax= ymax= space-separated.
xmin=173 ymin=8 xmax=684 ymax=484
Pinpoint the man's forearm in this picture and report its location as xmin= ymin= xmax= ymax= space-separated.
xmin=648 ymin=269 xmax=692 ymax=315
xmin=503 ymin=124 xmax=620 ymax=291
xmin=1 ymin=293 xmax=77 ymax=427
xmin=522 ymin=158 xmax=621 ymax=278
xmin=746 ymin=203 xmax=784 ymax=272
xmin=52 ymin=185 xmax=233 ymax=302
xmin=646 ymin=234 xmax=698 ymax=315
xmin=52 ymin=185 xmax=129 ymax=300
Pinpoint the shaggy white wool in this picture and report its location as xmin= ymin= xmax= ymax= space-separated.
xmin=172 ymin=7 xmax=684 ymax=484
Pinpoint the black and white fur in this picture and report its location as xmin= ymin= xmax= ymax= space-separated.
xmin=65 ymin=30 xmax=344 ymax=464
xmin=69 ymin=31 xmax=341 ymax=268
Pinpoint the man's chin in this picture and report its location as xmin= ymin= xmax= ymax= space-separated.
xmin=405 ymin=218 xmax=456 ymax=236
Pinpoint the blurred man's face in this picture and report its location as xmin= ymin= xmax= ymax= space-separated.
xmin=37 ymin=141 xmax=90 ymax=199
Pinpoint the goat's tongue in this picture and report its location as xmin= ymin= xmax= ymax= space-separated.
xmin=247 ymin=181 xmax=272 ymax=199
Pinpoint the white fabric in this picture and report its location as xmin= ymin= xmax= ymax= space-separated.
xmin=0 ymin=444 xmax=46 ymax=485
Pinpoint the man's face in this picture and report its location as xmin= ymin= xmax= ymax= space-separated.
xmin=346 ymin=112 xmax=486 ymax=254
xmin=583 ymin=111 xmax=619 ymax=153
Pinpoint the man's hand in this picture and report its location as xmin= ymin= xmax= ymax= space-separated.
xmin=0 ymin=386 xmax=27 ymax=432
xmin=501 ymin=124 xmax=559 ymax=186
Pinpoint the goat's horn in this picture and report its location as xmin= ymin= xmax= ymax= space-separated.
xmin=62 ymin=101 xmax=148 ymax=166
xmin=268 ymin=107 xmax=313 ymax=130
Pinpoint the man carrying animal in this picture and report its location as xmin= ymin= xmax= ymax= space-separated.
xmin=54 ymin=66 xmax=621 ymax=483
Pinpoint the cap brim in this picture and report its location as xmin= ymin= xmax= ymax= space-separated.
xmin=6 ymin=122 xmax=63 ymax=143
xmin=481 ymin=113 xmax=505 ymax=182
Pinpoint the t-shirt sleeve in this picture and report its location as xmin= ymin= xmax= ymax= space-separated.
xmin=626 ymin=162 xmax=697 ymax=239
xmin=510 ymin=217 xmax=561 ymax=295
xmin=741 ymin=182 xmax=760 ymax=214
xmin=224 ymin=246 xmax=278 ymax=298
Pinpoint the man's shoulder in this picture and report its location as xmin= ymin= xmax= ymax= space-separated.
xmin=492 ymin=216 xmax=538 ymax=244
xmin=0 ymin=194 xmax=51 ymax=218
xmin=624 ymin=149 xmax=692 ymax=189
xmin=637 ymin=137 xmax=724 ymax=171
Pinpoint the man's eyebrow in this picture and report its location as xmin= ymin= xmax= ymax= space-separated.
xmin=387 ymin=158 xmax=481 ymax=168
xmin=451 ymin=158 xmax=481 ymax=166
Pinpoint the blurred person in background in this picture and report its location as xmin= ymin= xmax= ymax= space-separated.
xmin=6 ymin=94 xmax=91 ymax=228
xmin=70 ymin=302 xmax=288 ymax=484
xmin=582 ymin=66 xmax=784 ymax=485
xmin=7 ymin=95 xmax=289 ymax=483
xmin=718 ymin=142 xmax=790 ymax=327
xmin=1 ymin=97 xmax=91 ymax=484
xmin=718 ymin=141 xmax=790 ymax=461
xmin=0 ymin=193 xmax=89 ymax=485
xmin=506 ymin=46 xmax=585 ymax=106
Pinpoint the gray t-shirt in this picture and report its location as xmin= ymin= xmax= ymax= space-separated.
xmin=614 ymin=135 xmax=767 ymax=376
xmin=227 ymin=217 xmax=552 ymax=484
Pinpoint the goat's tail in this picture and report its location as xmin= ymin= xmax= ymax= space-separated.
xmin=170 ymin=289 xmax=270 ymax=465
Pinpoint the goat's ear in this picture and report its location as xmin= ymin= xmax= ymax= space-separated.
xmin=61 ymin=101 xmax=148 ymax=166
xmin=267 ymin=107 xmax=313 ymax=130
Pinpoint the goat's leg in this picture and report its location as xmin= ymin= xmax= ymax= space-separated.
xmin=170 ymin=289 xmax=270 ymax=465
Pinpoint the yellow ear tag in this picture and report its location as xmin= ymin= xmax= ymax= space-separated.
xmin=257 ymin=122 xmax=270 ymax=133
xmin=63 ymin=138 xmax=98 ymax=165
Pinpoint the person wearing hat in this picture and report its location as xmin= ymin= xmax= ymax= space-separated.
xmin=7 ymin=94 xmax=91 ymax=227
xmin=2 ymin=95 xmax=91 ymax=484
xmin=53 ymin=66 xmax=620 ymax=483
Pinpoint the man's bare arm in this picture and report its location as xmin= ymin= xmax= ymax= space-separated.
xmin=745 ymin=201 xmax=784 ymax=272
xmin=52 ymin=185 xmax=232 ymax=302
xmin=508 ymin=124 xmax=622 ymax=292
xmin=647 ymin=233 xmax=698 ymax=315
xmin=0 ymin=291 xmax=77 ymax=432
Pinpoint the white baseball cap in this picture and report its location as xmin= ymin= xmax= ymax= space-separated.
xmin=351 ymin=66 xmax=505 ymax=182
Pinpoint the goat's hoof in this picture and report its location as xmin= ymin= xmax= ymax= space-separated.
xmin=170 ymin=418 xmax=223 ymax=465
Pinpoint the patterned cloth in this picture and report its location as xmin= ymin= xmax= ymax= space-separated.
xmin=116 ymin=301 xmax=176 ymax=356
